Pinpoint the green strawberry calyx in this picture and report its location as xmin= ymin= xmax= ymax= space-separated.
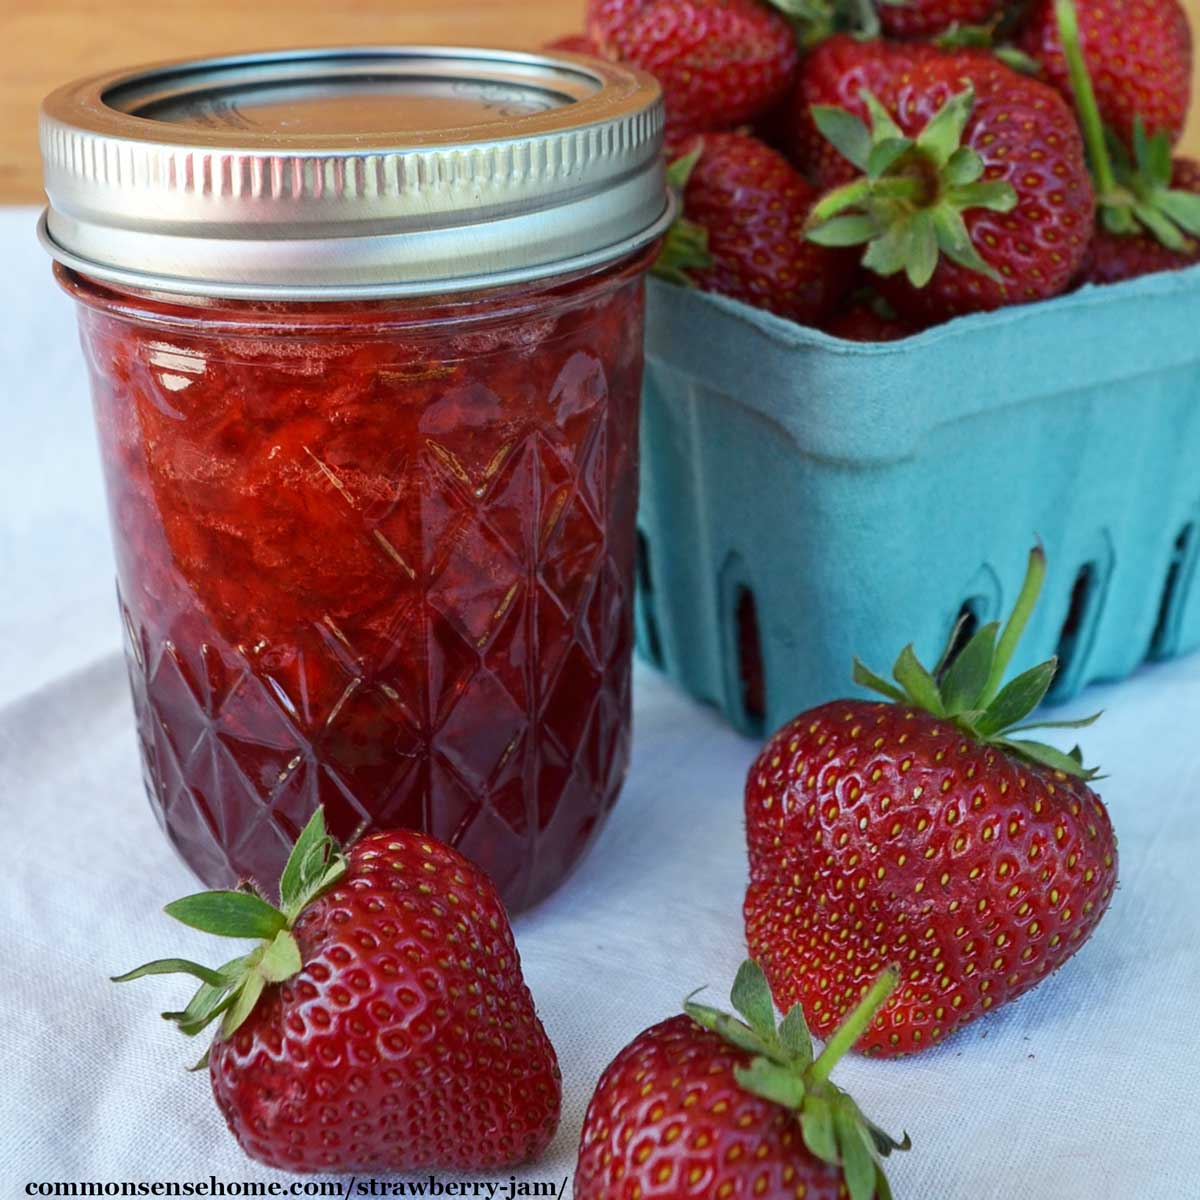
xmin=686 ymin=960 xmax=908 ymax=1200
xmin=652 ymin=144 xmax=714 ymax=288
xmin=805 ymin=86 xmax=1018 ymax=287
xmin=112 ymin=808 xmax=346 ymax=1069
xmin=932 ymin=11 xmax=1041 ymax=74
xmin=1054 ymin=0 xmax=1200 ymax=251
xmin=853 ymin=545 xmax=1102 ymax=781
xmin=766 ymin=0 xmax=887 ymax=48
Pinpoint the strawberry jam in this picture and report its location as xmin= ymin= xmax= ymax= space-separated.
xmin=64 ymin=255 xmax=648 ymax=910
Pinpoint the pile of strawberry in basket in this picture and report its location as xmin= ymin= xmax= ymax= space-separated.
xmin=553 ymin=0 xmax=1197 ymax=338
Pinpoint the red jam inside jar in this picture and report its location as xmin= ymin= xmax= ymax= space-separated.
xmin=64 ymin=257 xmax=649 ymax=909
xmin=43 ymin=47 xmax=667 ymax=909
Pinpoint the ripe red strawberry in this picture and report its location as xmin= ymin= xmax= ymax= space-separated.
xmin=115 ymin=811 xmax=561 ymax=1172
xmin=1019 ymin=0 xmax=1193 ymax=146
xmin=586 ymin=0 xmax=801 ymax=137
xmin=1047 ymin=1 xmax=1200 ymax=284
xmin=1082 ymin=157 xmax=1200 ymax=283
xmin=804 ymin=49 xmax=1094 ymax=322
xmin=879 ymin=0 xmax=1004 ymax=39
xmin=744 ymin=547 xmax=1119 ymax=1056
xmin=822 ymin=295 xmax=920 ymax=340
xmin=789 ymin=36 xmax=942 ymax=190
xmin=575 ymin=960 xmax=908 ymax=1200
xmin=657 ymin=133 xmax=853 ymax=323
xmin=546 ymin=32 xmax=603 ymax=54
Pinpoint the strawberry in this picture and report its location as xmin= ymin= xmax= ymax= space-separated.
xmin=879 ymin=0 xmax=1005 ymax=40
xmin=546 ymin=33 xmax=603 ymax=54
xmin=804 ymin=49 xmax=1094 ymax=322
xmin=575 ymin=960 xmax=909 ymax=1200
xmin=656 ymin=133 xmax=853 ymax=323
xmin=114 ymin=811 xmax=561 ymax=1172
xmin=1047 ymin=0 xmax=1200 ymax=283
xmin=1082 ymin=156 xmax=1200 ymax=283
xmin=1019 ymin=0 xmax=1193 ymax=146
xmin=822 ymin=294 xmax=920 ymax=340
xmin=586 ymin=0 xmax=801 ymax=137
xmin=788 ymin=36 xmax=942 ymax=190
xmin=744 ymin=547 xmax=1119 ymax=1056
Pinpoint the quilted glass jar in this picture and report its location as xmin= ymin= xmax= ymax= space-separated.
xmin=40 ymin=47 xmax=669 ymax=909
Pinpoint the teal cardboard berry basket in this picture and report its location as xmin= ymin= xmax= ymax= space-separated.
xmin=634 ymin=264 xmax=1200 ymax=737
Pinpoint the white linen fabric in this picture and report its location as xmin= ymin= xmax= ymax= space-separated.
xmin=2 ymin=206 xmax=1197 ymax=1200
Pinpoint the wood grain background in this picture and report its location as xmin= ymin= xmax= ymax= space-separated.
xmin=2 ymin=0 xmax=1198 ymax=203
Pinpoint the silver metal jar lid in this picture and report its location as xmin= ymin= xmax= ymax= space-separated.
xmin=39 ymin=46 xmax=671 ymax=299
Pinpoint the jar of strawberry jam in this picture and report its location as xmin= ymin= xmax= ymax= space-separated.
xmin=40 ymin=47 xmax=669 ymax=910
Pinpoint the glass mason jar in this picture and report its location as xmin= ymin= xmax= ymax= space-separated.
xmin=40 ymin=47 xmax=669 ymax=911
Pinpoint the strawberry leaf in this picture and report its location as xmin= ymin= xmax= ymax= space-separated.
xmin=1132 ymin=202 xmax=1188 ymax=250
xmin=734 ymin=1058 xmax=807 ymax=1108
xmin=906 ymin=211 xmax=939 ymax=287
xmin=164 ymin=892 xmax=286 ymax=940
xmin=731 ymin=960 xmax=778 ymax=1044
xmin=813 ymin=106 xmax=873 ymax=171
xmin=975 ymin=659 xmax=1057 ymax=735
xmin=859 ymin=90 xmax=904 ymax=143
xmin=997 ymin=737 xmax=1101 ymax=781
xmin=862 ymin=219 xmax=915 ymax=277
xmin=653 ymin=217 xmax=713 ymax=287
xmin=110 ymin=958 xmax=227 ymax=987
xmin=807 ymin=214 xmax=881 ymax=246
xmin=666 ymin=143 xmax=703 ymax=191
xmin=802 ymin=1094 xmax=838 ymax=1163
xmin=993 ymin=46 xmax=1042 ymax=74
xmin=685 ymin=1000 xmax=774 ymax=1059
xmin=221 ymin=972 xmax=266 ymax=1039
xmin=916 ymin=87 xmax=975 ymax=169
xmin=863 ymin=1116 xmax=912 ymax=1156
xmin=866 ymin=137 xmax=912 ymax=179
xmin=852 ymin=658 xmax=908 ymax=703
xmin=947 ymin=180 xmax=1018 ymax=214
xmin=1008 ymin=710 xmax=1102 ymax=734
xmin=779 ymin=1003 xmax=814 ymax=1066
xmin=940 ymin=620 xmax=1000 ymax=715
xmin=944 ymin=146 xmax=985 ymax=186
xmin=278 ymin=808 xmax=328 ymax=909
xmin=259 ymin=930 xmax=303 ymax=983
xmin=891 ymin=645 xmax=944 ymax=715
xmin=1156 ymin=189 xmax=1200 ymax=236
xmin=837 ymin=1099 xmax=878 ymax=1200
xmin=874 ymin=1166 xmax=895 ymax=1200
xmin=932 ymin=206 xmax=1002 ymax=282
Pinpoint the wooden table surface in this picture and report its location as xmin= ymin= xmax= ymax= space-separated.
xmin=2 ymin=0 xmax=1198 ymax=203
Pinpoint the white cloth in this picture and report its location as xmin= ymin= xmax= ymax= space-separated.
xmin=2 ymin=205 xmax=1198 ymax=1200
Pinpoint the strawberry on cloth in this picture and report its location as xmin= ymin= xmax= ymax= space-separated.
xmin=114 ymin=811 xmax=561 ymax=1172
xmin=575 ymin=960 xmax=909 ymax=1200
xmin=745 ymin=547 xmax=1119 ymax=1056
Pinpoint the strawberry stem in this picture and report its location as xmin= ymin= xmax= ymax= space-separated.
xmin=809 ymin=967 xmax=898 ymax=1084
xmin=851 ymin=545 xmax=1102 ymax=781
xmin=1053 ymin=0 xmax=1118 ymax=198
xmin=979 ymin=544 xmax=1046 ymax=706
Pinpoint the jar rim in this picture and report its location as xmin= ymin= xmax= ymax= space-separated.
xmin=39 ymin=45 xmax=670 ymax=299
xmin=55 ymin=241 xmax=659 ymax=336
